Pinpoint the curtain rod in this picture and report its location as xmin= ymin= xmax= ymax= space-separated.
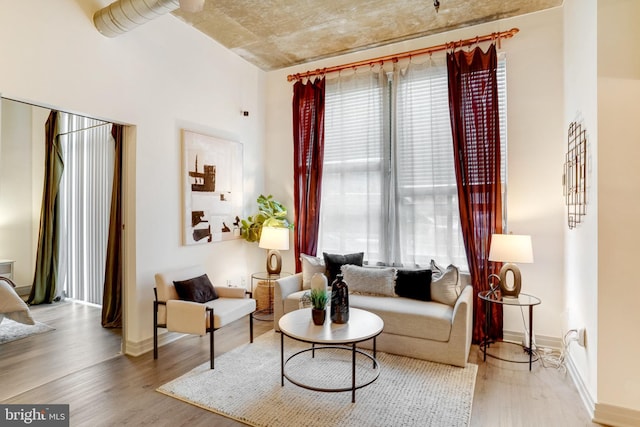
xmin=1 ymin=96 xmax=122 ymax=125
xmin=57 ymin=122 xmax=112 ymax=137
xmin=287 ymin=27 xmax=519 ymax=82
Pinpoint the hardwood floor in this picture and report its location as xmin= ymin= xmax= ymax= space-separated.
xmin=2 ymin=303 xmax=600 ymax=426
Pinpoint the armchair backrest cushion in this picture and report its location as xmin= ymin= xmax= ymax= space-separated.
xmin=155 ymin=265 xmax=207 ymax=302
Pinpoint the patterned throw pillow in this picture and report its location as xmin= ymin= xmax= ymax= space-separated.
xmin=173 ymin=274 xmax=218 ymax=303
xmin=430 ymin=264 xmax=461 ymax=306
xmin=341 ymin=264 xmax=396 ymax=297
xmin=299 ymin=291 xmax=312 ymax=309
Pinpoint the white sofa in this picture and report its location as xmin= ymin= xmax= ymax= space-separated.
xmin=274 ymin=271 xmax=473 ymax=367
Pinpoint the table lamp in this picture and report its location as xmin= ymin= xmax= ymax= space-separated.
xmin=488 ymin=234 xmax=533 ymax=298
xmin=259 ymin=226 xmax=290 ymax=275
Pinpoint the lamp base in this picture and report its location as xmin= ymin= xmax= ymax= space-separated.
xmin=498 ymin=262 xmax=521 ymax=298
xmin=266 ymin=249 xmax=282 ymax=275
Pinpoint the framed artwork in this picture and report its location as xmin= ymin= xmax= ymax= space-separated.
xmin=182 ymin=130 xmax=243 ymax=245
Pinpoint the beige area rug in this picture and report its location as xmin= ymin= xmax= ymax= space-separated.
xmin=157 ymin=331 xmax=477 ymax=427
xmin=0 ymin=318 xmax=54 ymax=344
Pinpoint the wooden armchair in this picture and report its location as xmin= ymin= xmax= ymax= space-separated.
xmin=153 ymin=266 xmax=256 ymax=369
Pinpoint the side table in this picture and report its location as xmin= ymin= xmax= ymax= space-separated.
xmin=478 ymin=290 xmax=541 ymax=371
xmin=252 ymin=272 xmax=290 ymax=321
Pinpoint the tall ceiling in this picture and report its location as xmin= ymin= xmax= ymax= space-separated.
xmin=171 ymin=0 xmax=562 ymax=71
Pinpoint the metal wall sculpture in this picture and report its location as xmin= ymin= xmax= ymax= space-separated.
xmin=563 ymin=121 xmax=587 ymax=229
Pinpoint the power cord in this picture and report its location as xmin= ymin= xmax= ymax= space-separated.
xmin=533 ymin=329 xmax=579 ymax=374
xmin=517 ymin=306 xmax=580 ymax=373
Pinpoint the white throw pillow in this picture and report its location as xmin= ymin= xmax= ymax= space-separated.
xmin=341 ymin=264 xmax=396 ymax=297
xmin=430 ymin=259 xmax=446 ymax=278
xmin=300 ymin=253 xmax=326 ymax=290
xmin=430 ymin=264 xmax=461 ymax=306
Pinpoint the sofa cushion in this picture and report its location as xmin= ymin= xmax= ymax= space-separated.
xmin=173 ymin=274 xmax=218 ymax=303
xmin=341 ymin=265 xmax=396 ymax=297
xmin=350 ymin=294 xmax=453 ymax=342
xmin=395 ymin=269 xmax=432 ymax=301
xmin=323 ymin=252 xmax=364 ymax=285
xmin=430 ymin=264 xmax=461 ymax=306
xmin=300 ymin=253 xmax=326 ymax=290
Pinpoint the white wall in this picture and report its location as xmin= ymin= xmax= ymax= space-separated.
xmin=0 ymin=0 xmax=267 ymax=350
xmin=595 ymin=0 xmax=640 ymax=420
xmin=265 ymin=8 xmax=566 ymax=341
xmin=563 ymin=0 xmax=599 ymax=409
xmin=0 ymin=100 xmax=34 ymax=286
xmin=0 ymin=101 xmax=49 ymax=288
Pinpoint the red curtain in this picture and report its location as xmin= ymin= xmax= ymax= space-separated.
xmin=292 ymin=78 xmax=325 ymax=273
xmin=447 ymin=45 xmax=503 ymax=343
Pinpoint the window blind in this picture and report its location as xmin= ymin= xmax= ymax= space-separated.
xmin=320 ymin=56 xmax=506 ymax=268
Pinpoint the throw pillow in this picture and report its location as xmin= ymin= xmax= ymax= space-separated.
xmin=430 ymin=259 xmax=446 ymax=278
xmin=395 ymin=269 xmax=432 ymax=301
xmin=299 ymin=291 xmax=312 ymax=309
xmin=323 ymin=252 xmax=364 ymax=285
xmin=300 ymin=253 xmax=326 ymax=290
xmin=341 ymin=264 xmax=396 ymax=297
xmin=430 ymin=264 xmax=461 ymax=306
xmin=173 ymin=274 xmax=218 ymax=303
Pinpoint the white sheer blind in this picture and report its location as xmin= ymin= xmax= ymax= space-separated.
xmin=319 ymin=55 xmax=506 ymax=268
xmin=58 ymin=113 xmax=114 ymax=305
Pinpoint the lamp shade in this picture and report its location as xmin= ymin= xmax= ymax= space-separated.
xmin=258 ymin=227 xmax=290 ymax=251
xmin=488 ymin=234 xmax=533 ymax=264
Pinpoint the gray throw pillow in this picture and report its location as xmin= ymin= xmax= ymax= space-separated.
xmin=341 ymin=264 xmax=396 ymax=297
xmin=430 ymin=264 xmax=461 ymax=306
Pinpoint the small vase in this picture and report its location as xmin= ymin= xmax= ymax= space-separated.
xmin=311 ymin=308 xmax=326 ymax=325
xmin=330 ymin=274 xmax=349 ymax=324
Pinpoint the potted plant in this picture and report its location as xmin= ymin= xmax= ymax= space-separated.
xmin=309 ymin=288 xmax=329 ymax=325
xmin=240 ymin=194 xmax=293 ymax=242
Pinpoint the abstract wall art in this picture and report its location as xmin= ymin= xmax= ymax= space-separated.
xmin=182 ymin=130 xmax=243 ymax=245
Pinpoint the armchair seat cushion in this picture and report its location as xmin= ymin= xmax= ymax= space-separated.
xmin=205 ymin=297 xmax=256 ymax=329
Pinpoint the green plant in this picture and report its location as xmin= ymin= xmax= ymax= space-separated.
xmin=309 ymin=288 xmax=329 ymax=310
xmin=240 ymin=194 xmax=293 ymax=242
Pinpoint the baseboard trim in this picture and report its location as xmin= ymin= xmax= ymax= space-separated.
xmin=593 ymin=403 xmax=640 ymax=427
xmin=565 ymin=350 xmax=640 ymax=426
xmin=15 ymin=285 xmax=31 ymax=297
xmin=125 ymin=330 xmax=184 ymax=357
xmin=566 ymin=352 xmax=596 ymax=418
xmin=502 ymin=329 xmax=562 ymax=350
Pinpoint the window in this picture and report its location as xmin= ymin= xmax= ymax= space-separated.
xmin=318 ymin=56 xmax=506 ymax=269
xmin=58 ymin=113 xmax=114 ymax=305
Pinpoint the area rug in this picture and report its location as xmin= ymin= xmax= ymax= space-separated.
xmin=0 ymin=318 xmax=54 ymax=344
xmin=157 ymin=331 xmax=477 ymax=427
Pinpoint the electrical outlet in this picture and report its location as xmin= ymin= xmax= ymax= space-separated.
xmin=577 ymin=328 xmax=586 ymax=347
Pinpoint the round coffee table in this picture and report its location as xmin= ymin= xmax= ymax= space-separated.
xmin=278 ymin=307 xmax=384 ymax=403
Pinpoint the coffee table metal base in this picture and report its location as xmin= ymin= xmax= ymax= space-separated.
xmin=280 ymin=334 xmax=380 ymax=403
